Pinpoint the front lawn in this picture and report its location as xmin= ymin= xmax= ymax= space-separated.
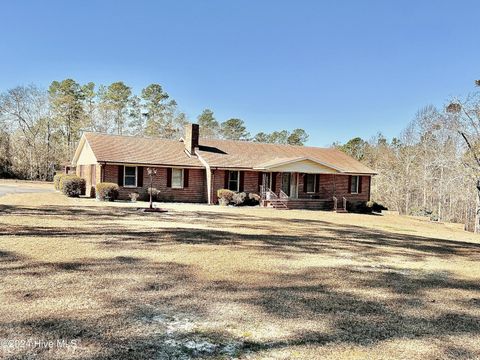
xmin=0 ymin=188 xmax=479 ymax=359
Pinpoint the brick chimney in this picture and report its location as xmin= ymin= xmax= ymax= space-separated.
xmin=184 ymin=123 xmax=199 ymax=155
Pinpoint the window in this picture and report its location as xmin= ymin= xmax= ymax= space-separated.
xmin=124 ymin=166 xmax=137 ymax=187
xmin=172 ymin=168 xmax=184 ymax=189
xmin=305 ymin=174 xmax=316 ymax=193
xmin=228 ymin=171 xmax=239 ymax=191
xmin=350 ymin=175 xmax=359 ymax=194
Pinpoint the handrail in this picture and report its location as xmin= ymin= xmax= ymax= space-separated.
xmin=261 ymin=186 xmax=278 ymax=199
xmin=279 ymin=190 xmax=289 ymax=199
xmin=261 ymin=185 xmax=287 ymax=208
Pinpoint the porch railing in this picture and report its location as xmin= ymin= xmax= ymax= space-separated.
xmin=260 ymin=185 xmax=288 ymax=208
xmin=333 ymin=196 xmax=347 ymax=212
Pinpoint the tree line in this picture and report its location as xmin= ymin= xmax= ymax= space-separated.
xmin=335 ymin=83 xmax=480 ymax=231
xmin=0 ymin=79 xmax=309 ymax=181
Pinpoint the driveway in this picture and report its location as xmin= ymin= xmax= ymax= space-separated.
xmin=0 ymin=183 xmax=54 ymax=197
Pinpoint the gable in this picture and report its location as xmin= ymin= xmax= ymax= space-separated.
xmin=76 ymin=139 xmax=97 ymax=165
xmin=261 ymin=159 xmax=339 ymax=173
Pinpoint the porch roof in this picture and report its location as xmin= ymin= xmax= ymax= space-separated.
xmin=197 ymin=139 xmax=377 ymax=175
xmin=253 ymin=157 xmax=342 ymax=173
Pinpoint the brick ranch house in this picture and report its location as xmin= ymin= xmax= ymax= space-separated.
xmin=72 ymin=124 xmax=376 ymax=210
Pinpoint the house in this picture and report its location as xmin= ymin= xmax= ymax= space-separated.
xmin=72 ymin=124 xmax=376 ymax=210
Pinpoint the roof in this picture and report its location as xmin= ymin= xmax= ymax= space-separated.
xmin=198 ymin=139 xmax=376 ymax=174
xmin=76 ymin=132 xmax=203 ymax=167
xmin=73 ymin=132 xmax=376 ymax=175
xmin=253 ymin=157 xmax=345 ymax=172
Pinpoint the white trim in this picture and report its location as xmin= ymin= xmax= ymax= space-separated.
xmin=254 ymin=156 xmax=345 ymax=173
xmin=72 ymin=135 xmax=98 ymax=166
xmin=100 ymin=162 xmax=203 ymax=169
xmin=171 ymin=168 xmax=184 ymax=189
xmin=195 ymin=149 xmax=213 ymax=204
xmin=124 ymin=166 xmax=138 ymax=188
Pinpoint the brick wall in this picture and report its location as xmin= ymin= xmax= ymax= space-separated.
xmin=76 ymin=164 xmax=101 ymax=197
xmin=81 ymin=164 xmax=371 ymax=206
xmin=103 ymin=164 xmax=207 ymax=202
xmin=297 ymin=174 xmax=370 ymax=203
xmin=211 ymin=170 xmax=261 ymax=203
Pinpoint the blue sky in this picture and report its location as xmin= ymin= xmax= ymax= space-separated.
xmin=0 ymin=0 xmax=478 ymax=146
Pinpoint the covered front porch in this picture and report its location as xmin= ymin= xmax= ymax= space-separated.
xmin=255 ymin=157 xmax=352 ymax=211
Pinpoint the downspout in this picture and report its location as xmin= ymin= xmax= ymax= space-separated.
xmin=195 ymin=150 xmax=213 ymax=205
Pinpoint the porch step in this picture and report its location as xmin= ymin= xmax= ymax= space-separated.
xmin=335 ymin=208 xmax=348 ymax=213
xmin=264 ymin=198 xmax=334 ymax=210
xmin=269 ymin=199 xmax=289 ymax=209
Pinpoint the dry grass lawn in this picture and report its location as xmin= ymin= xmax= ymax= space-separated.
xmin=0 ymin=182 xmax=480 ymax=359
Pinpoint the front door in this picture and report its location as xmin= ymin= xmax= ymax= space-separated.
xmin=281 ymin=173 xmax=291 ymax=196
xmin=263 ymin=172 xmax=272 ymax=190
xmin=281 ymin=173 xmax=299 ymax=198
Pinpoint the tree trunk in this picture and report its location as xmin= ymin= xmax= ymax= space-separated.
xmin=475 ymin=184 xmax=480 ymax=234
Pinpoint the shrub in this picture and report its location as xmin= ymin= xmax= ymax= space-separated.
xmin=366 ymin=201 xmax=388 ymax=213
xmin=217 ymin=189 xmax=235 ymax=205
xmin=129 ymin=192 xmax=139 ymax=202
xmin=232 ymin=192 xmax=247 ymax=206
xmin=247 ymin=192 xmax=261 ymax=206
xmin=96 ymin=182 xmax=119 ymax=201
xmin=60 ymin=176 xmax=86 ymax=197
xmin=157 ymin=193 xmax=174 ymax=202
xmin=59 ymin=175 xmax=85 ymax=195
xmin=353 ymin=201 xmax=388 ymax=214
xmin=138 ymin=188 xmax=161 ymax=202
xmin=53 ymin=173 xmax=66 ymax=190
xmin=147 ymin=187 xmax=160 ymax=201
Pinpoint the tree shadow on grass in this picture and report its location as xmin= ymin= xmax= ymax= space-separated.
xmin=1 ymin=204 xmax=480 ymax=358
xmin=0 ymin=255 xmax=479 ymax=359
xmin=2 ymin=204 xmax=480 ymax=263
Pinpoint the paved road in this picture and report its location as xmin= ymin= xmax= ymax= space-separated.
xmin=0 ymin=184 xmax=54 ymax=198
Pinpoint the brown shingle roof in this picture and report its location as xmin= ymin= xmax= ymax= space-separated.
xmin=81 ymin=132 xmax=376 ymax=174
xmin=198 ymin=139 xmax=376 ymax=174
xmin=83 ymin=132 xmax=203 ymax=167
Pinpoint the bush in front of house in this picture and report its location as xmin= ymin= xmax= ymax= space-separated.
xmin=352 ymin=201 xmax=388 ymax=214
xmin=96 ymin=182 xmax=119 ymax=201
xmin=53 ymin=173 xmax=66 ymax=190
xmin=217 ymin=189 xmax=261 ymax=206
xmin=232 ymin=192 xmax=247 ymax=206
xmin=148 ymin=187 xmax=160 ymax=201
xmin=60 ymin=175 xmax=86 ymax=197
xmin=235 ymin=192 xmax=261 ymax=206
xmin=129 ymin=192 xmax=139 ymax=202
xmin=138 ymin=187 xmax=160 ymax=202
xmin=59 ymin=175 xmax=86 ymax=196
xmin=366 ymin=201 xmax=387 ymax=213
xmin=247 ymin=193 xmax=261 ymax=206
xmin=217 ymin=189 xmax=235 ymax=206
